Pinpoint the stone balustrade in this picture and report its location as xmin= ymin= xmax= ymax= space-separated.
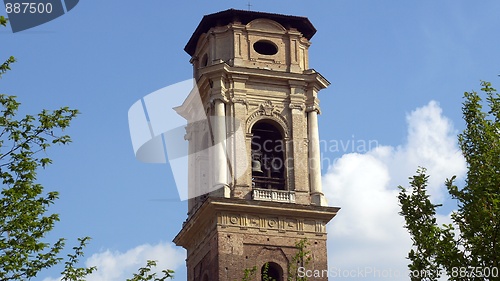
xmin=252 ymin=188 xmax=296 ymax=203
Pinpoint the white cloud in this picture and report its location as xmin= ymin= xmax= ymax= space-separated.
xmin=43 ymin=241 xmax=185 ymax=281
xmin=323 ymin=101 xmax=466 ymax=280
xmin=43 ymin=101 xmax=465 ymax=281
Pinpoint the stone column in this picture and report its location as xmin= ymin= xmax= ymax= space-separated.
xmin=185 ymin=123 xmax=195 ymax=212
xmin=228 ymin=74 xmax=251 ymax=199
xmin=307 ymin=106 xmax=327 ymax=206
xmin=212 ymin=98 xmax=230 ymax=197
xmin=288 ymin=85 xmax=309 ymax=205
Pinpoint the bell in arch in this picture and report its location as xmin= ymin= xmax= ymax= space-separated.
xmin=271 ymin=157 xmax=282 ymax=174
xmin=252 ymin=158 xmax=263 ymax=174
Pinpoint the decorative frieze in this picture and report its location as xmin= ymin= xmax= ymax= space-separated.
xmin=218 ymin=212 xmax=327 ymax=235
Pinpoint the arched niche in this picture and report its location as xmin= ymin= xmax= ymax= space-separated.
xmin=250 ymin=120 xmax=286 ymax=190
xmin=261 ymin=262 xmax=283 ymax=281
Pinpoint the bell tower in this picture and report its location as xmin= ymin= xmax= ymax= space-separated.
xmin=174 ymin=9 xmax=339 ymax=281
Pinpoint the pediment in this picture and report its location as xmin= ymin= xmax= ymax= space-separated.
xmin=247 ymin=18 xmax=286 ymax=33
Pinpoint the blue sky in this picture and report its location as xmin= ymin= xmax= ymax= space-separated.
xmin=2 ymin=1 xmax=500 ymax=280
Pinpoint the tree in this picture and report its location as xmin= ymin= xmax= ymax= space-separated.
xmin=0 ymin=28 xmax=90 ymax=279
xmin=398 ymin=81 xmax=500 ymax=280
xmin=0 ymin=19 xmax=173 ymax=281
xmin=60 ymin=238 xmax=97 ymax=281
xmin=288 ymin=238 xmax=311 ymax=281
xmin=127 ymin=260 xmax=174 ymax=281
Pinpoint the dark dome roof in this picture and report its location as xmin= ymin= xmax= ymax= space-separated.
xmin=185 ymin=9 xmax=317 ymax=56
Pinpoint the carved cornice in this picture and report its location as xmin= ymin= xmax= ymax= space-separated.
xmin=191 ymin=119 xmax=208 ymax=133
xmin=231 ymin=97 xmax=249 ymax=106
xmin=174 ymin=197 xmax=339 ymax=249
xmin=209 ymin=93 xmax=229 ymax=104
xmin=228 ymin=90 xmax=249 ymax=109
xmin=184 ymin=125 xmax=193 ymax=141
xmin=288 ymin=102 xmax=305 ymax=112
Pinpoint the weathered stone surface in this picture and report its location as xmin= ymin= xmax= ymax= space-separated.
xmin=174 ymin=9 xmax=338 ymax=281
xmin=174 ymin=198 xmax=338 ymax=281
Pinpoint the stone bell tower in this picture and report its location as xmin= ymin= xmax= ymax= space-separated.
xmin=174 ymin=9 xmax=339 ymax=281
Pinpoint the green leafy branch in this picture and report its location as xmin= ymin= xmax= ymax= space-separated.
xmin=0 ymin=16 xmax=7 ymax=27
xmin=0 ymin=57 xmax=16 ymax=79
xmin=288 ymin=238 xmax=311 ymax=281
xmin=61 ymin=237 xmax=97 ymax=281
xmin=126 ymin=260 xmax=174 ymax=281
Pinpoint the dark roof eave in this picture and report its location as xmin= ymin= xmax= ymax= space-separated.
xmin=185 ymin=9 xmax=317 ymax=56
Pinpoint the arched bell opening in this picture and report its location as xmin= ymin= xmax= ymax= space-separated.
xmin=261 ymin=262 xmax=283 ymax=281
xmin=251 ymin=121 xmax=285 ymax=190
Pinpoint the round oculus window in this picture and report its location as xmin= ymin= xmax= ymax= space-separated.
xmin=253 ymin=40 xmax=278 ymax=55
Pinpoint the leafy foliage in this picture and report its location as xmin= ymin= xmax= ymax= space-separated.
xmin=126 ymin=260 xmax=174 ymax=281
xmin=1 ymin=57 xmax=16 ymax=79
xmin=0 ymin=90 xmax=79 ymax=281
xmin=0 ymin=94 xmax=175 ymax=280
xmin=240 ymin=266 xmax=257 ymax=281
xmin=288 ymin=238 xmax=311 ymax=281
xmin=61 ymin=237 xmax=96 ymax=281
xmin=261 ymin=262 xmax=276 ymax=281
xmin=0 ymin=16 xmax=7 ymax=27
xmin=0 ymin=21 xmax=90 ymax=281
xmin=399 ymin=81 xmax=500 ymax=280
xmin=398 ymin=168 xmax=456 ymax=280
xmin=0 ymin=21 xmax=175 ymax=281
xmin=237 ymin=238 xmax=310 ymax=281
